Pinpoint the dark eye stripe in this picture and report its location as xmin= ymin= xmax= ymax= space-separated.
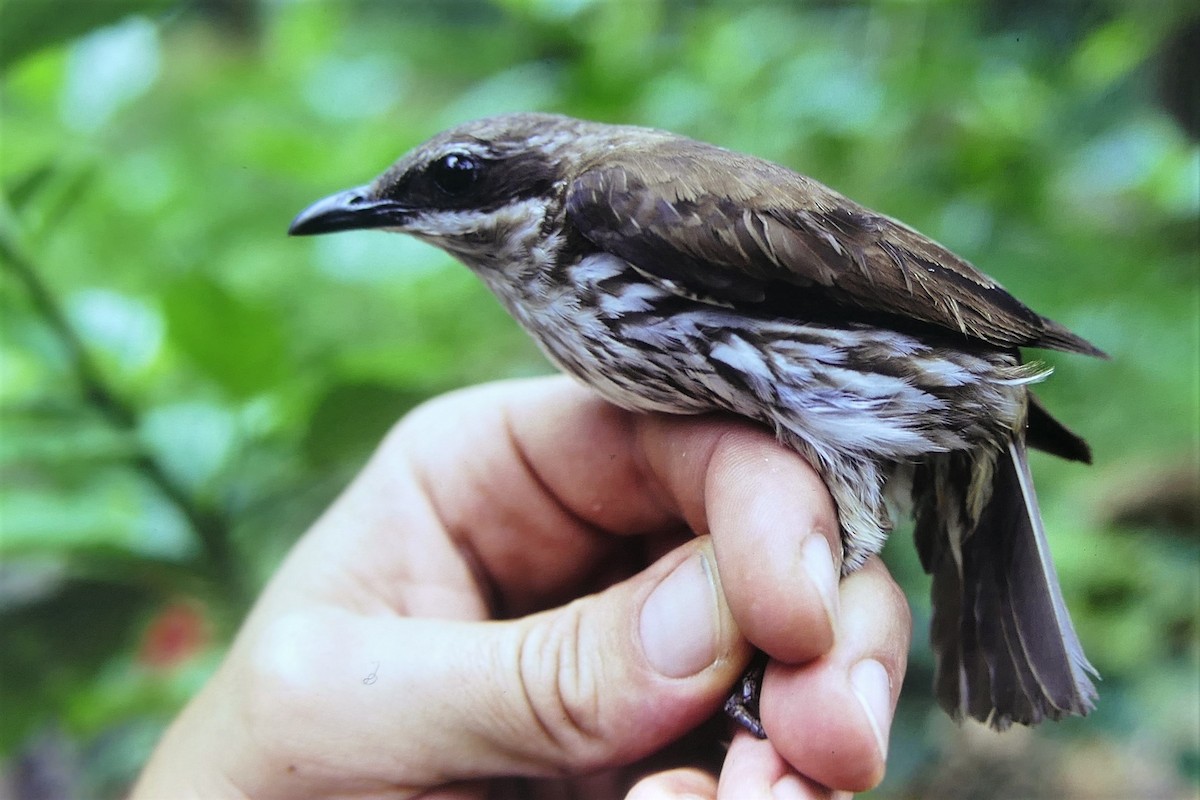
xmin=380 ymin=149 xmax=560 ymax=213
xmin=436 ymin=151 xmax=559 ymax=211
xmin=475 ymin=151 xmax=559 ymax=208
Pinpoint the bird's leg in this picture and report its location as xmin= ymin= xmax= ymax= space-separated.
xmin=723 ymin=649 xmax=769 ymax=739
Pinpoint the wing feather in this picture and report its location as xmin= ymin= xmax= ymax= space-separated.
xmin=566 ymin=141 xmax=1104 ymax=356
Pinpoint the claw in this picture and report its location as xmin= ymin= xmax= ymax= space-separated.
xmin=724 ymin=652 xmax=768 ymax=739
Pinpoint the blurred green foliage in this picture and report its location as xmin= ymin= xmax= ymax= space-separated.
xmin=1 ymin=1 xmax=1197 ymax=797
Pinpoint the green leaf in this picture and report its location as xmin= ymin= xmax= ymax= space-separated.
xmin=0 ymin=0 xmax=172 ymax=73
xmin=67 ymin=288 xmax=163 ymax=377
xmin=0 ymin=408 xmax=136 ymax=466
xmin=162 ymin=275 xmax=288 ymax=399
xmin=138 ymin=401 xmax=237 ymax=494
xmin=303 ymin=381 xmax=427 ymax=466
xmin=4 ymin=163 xmax=56 ymax=211
xmin=0 ymin=475 xmax=193 ymax=562
xmin=0 ymin=577 xmax=154 ymax=751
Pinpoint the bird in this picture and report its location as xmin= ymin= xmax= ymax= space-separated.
xmin=289 ymin=112 xmax=1101 ymax=735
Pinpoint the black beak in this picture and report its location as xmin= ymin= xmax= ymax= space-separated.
xmin=288 ymin=187 xmax=410 ymax=236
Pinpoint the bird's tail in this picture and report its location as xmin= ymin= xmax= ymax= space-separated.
xmin=912 ymin=438 xmax=1098 ymax=728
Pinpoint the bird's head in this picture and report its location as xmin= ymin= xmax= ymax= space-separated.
xmin=288 ymin=113 xmax=634 ymax=268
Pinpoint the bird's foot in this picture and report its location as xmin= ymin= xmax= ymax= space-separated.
xmin=723 ymin=651 xmax=768 ymax=739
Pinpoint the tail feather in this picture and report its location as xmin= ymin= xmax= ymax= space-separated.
xmin=914 ymin=439 xmax=1098 ymax=728
xmin=969 ymin=541 xmax=1039 ymax=725
xmin=995 ymin=439 xmax=1098 ymax=716
xmin=1027 ymin=392 xmax=1092 ymax=464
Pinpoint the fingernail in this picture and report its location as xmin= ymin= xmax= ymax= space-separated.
xmin=640 ymin=551 xmax=723 ymax=678
xmin=850 ymin=658 xmax=892 ymax=760
xmin=801 ymin=534 xmax=839 ymax=631
xmin=771 ymin=775 xmax=808 ymax=800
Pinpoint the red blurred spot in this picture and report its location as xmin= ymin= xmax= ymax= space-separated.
xmin=139 ymin=602 xmax=208 ymax=669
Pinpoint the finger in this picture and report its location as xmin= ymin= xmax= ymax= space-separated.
xmin=375 ymin=375 xmax=840 ymax=635
xmin=229 ymin=538 xmax=752 ymax=793
xmin=513 ymin=386 xmax=843 ymax=660
xmin=718 ymin=731 xmax=836 ymax=800
xmin=362 ymin=376 xmax=697 ymax=617
xmin=363 ymin=377 xmax=632 ymax=617
xmin=759 ymin=559 xmax=912 ymax=792
xmin=282 ymin=377 xmax=653 ymax=621
xmin=626 ymin=768 xmax=717 ymax=800
xmin=676 ymin=424 xmax=842 ymax=663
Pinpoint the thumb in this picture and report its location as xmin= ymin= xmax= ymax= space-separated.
xmin=235 ymin=537 xmax=749 ymax=793
xmin=437 ymin=535 xmax=750 ymax=782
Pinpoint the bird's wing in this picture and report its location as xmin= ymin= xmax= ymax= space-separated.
xmin=566 ymin=141 xmax=1103 ymax=356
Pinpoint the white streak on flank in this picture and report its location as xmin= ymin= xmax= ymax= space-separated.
xmin=710 ymin=335 xmax=774 ymax=397
xmin=997 ymin=363 xmax=1052 ymax=385
xmin=455 ymin=237 xmax=1033 ymax=574
xmin=914 ymin=356 xmax=974 ymax=387
xmin=597 ymin=280 xmax=660 ymax=315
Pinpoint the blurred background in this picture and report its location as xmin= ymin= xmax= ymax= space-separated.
xmin=1 ymin=1 xmax=1197 ymax=797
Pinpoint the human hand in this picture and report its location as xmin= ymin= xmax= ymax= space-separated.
xmin=131 ymin=376 xmax=911 ymax=799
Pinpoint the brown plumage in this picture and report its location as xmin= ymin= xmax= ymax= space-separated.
xmin=567 ymin=139 xmax=1103 ymax=358
xmin=289 ymin=112 xmax=1102 ymax=734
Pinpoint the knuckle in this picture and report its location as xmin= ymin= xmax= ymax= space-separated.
xmin=239 ymin=614 xmax=327 ymax=766
xmin=510 ymin=603 xmax=611 ymax=769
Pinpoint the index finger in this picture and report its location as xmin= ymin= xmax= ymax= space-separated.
xmin=372 ymin=375 xmax=842 ymax=654
xmin=504 ymin=376 xmax=844 ymax=661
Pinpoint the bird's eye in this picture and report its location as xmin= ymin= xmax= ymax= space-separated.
xmin=430 ymin=152 xmax=479 ymax=195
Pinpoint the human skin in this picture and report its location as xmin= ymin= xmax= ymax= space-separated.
xmin=131 ymin=376 xmax=911 ymax=799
